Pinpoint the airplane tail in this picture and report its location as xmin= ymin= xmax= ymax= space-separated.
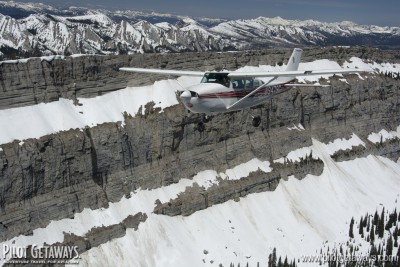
xmin=286 ymin=48 xmax=302 ymax=71
xmin=273 ymin=48 xmax=302 ymax=84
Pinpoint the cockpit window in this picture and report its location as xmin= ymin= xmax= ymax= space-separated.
xmin=201 ymin=73 xmax=230 ymax=87
xmin=232 ymin=79 xmax=264 ymax=90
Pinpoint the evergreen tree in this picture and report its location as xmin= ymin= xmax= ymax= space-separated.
xmin=370 ymin=224 xmax=375 ymax=243
xmin=374 ymin=211 xmax=379 ymax=225
xmin=359 ymin=216 xmax=364 ymax=237
xmin=367 ymin=216 xmax=371 ymax=232
xmin=349 ymin=217 xmax=355 ymax=238
xmin=283 ymin=256 xmax=289 ymax=267
xmin=363 ymin=214 xmax=368 ymax=228
xmin=268 ymin=253 xmax=272 ymax=267
xmin=386 ymin=219 xmax=392 ymax=231
xmin=271 ymin=248 xmax=277 ymax=267
xmin=278 ymin=256 xmax=282 ymax=267
xmin=387 ymin=234 xmax=393 ymax=256
xmin=386 ymin=209 xmax=398 ymax=230
xmin=378 ymin=208 xmax=385 ymax=238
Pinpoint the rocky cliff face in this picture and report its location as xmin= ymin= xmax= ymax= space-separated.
xmin=0 ymin=47 xmax=400 ymax=247
xmin=1 ymin=46 xmax=399 ymax=110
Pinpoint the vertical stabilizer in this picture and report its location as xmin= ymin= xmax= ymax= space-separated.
xmin=286 ymin=48 xmax=302 ymax=71
xmin=273 ymin=48 xmax=303 ymax=84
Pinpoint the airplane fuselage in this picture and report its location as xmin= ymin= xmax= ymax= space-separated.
xmin=179 ymin=73 xmax=293 ymax=114
xmin=120 ymin=47 xmax=367 ymax=118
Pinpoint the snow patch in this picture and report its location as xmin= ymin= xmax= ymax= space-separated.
xmin=287 ymin=123 xmax=304 ymax=131
xmin=344 ymin=57 xmax=400 ymax=74
xmin=0 ymin=55 xmax=64 ymax=65
xmin=323 ymin=133 xmax=365 ymax=155
xmin=222 ymin=158 xmax=271 ymax=181
xmin=274 ymin=133 xmax=365 ymax=163
xmin=0 ymin=77 xmax=198 ymax=146
xmin=367 ymin=126 xmax=400 ymax=143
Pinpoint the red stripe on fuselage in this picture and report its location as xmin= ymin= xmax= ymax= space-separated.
xmin=198 ymin=85 xmax=286 ymax=99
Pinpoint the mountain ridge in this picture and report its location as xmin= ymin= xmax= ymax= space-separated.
xmin=1 ymin=1 xmax=400 ymax=59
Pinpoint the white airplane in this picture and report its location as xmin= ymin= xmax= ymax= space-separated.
xmin=120 ymin=48 xmax=366 ymax=127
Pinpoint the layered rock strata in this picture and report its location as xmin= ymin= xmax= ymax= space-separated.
xmin=0 ymin=47 xmax=399 ymax=245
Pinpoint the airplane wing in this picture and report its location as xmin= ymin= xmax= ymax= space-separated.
xmin=120 ymin=67 xmax=369 ymax=78
xmin=228 ymin=69 xmax=368 ymax=78
xmin=119 ymin=67 xmax=205 ymax=77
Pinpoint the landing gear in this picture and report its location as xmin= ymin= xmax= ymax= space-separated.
xmin=203 ymin=114 xmax=211 ymax=123
xmin=197 ymin=121 xmax=205 ymax=132
xmin=196 ymin=114 xmax=212 ymax=132
xmin=252 ymin=116 xmax=261 ymax=127
xmin=247 ymin=109 xmax=261 ymax=127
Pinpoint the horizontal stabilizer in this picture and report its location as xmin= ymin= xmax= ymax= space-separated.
xmin=284 ymin=84 xmax=331 ymax=88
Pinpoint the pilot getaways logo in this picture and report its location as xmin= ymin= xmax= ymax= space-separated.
xmin=1 ymin=244 xmax=80 ymax=264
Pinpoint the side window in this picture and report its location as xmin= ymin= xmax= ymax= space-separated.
xmin=232 ymin=79 xmax=245 ymax=89
xmin=201 ymin=73 xmax=229 ymax=86
xmin=244 ymin=79 xmax=254 ymax=89
xmin=253 ymin=80 xmax=263 ymax=87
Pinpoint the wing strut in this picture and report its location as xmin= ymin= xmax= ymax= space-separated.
xmin=226 ymin=77 xmax=278 ymax=110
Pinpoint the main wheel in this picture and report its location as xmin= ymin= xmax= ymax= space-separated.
xmin=252 ymin=116 xmax=261 ymax=127
xmin=197 ymin=121 xmax=205 ymax=132
xmin=202 ymin=114 xmax=211 ymax=123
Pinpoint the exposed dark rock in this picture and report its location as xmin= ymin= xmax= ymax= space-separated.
xmin=5 ymin=212 xmax=147 ymax=267
xmin=153 ymin=158 xmax=324 ymax=216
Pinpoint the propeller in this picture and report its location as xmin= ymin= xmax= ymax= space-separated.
xmin=179 ymin=90 xmax=193 ymax=108
xmin=180 ymin=90 xmax=191 ymax=100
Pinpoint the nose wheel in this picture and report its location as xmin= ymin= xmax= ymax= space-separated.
xmin=195 ymin=114 xmax=212 ymax=132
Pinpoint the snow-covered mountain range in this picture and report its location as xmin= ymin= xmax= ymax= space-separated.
xmin=1 ymin=1 xmax=400 ymax=59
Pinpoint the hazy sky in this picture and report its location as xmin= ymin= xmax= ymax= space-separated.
xmin=15 ymin=0 xmax=400 ymax=26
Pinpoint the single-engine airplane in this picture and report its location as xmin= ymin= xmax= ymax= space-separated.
xmin=120 ymin=48 xmax=366 ymax=127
